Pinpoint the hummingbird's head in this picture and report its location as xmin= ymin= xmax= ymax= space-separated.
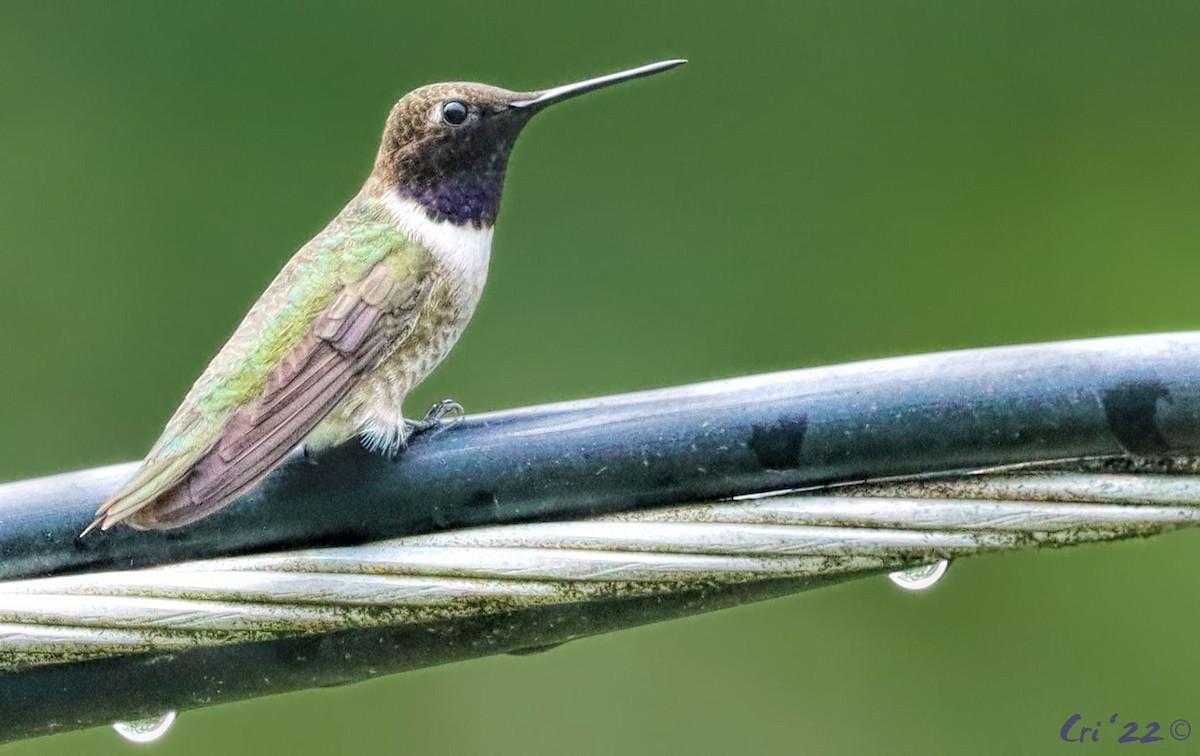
xmin=372 ymin=60 xmax=686 ymax=229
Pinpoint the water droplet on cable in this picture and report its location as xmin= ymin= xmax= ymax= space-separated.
xmin=888 ymin=559 xmax=949 ymax=591
xmin=112 ymin=711 xmax=176 ymax=743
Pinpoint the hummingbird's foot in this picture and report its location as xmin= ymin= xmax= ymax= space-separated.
xmin=368 ymin=400 xmax=463 ymax=462
xmin=404 ymin=399 xmax=465 ymax=436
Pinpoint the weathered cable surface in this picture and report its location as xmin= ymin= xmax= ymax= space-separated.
xmin=1 ymin=466 xmax=1198 ymax=742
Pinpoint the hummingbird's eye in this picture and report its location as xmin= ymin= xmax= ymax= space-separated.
xmin=441 ymin=100 xmax=469 ymax=126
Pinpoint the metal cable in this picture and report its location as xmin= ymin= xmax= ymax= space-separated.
xmin=2 ymin=469 xmax=1195 ymax=673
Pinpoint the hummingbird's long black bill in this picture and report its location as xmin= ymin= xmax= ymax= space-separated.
xmin=509 ymin=59 xmax=687 ymax=110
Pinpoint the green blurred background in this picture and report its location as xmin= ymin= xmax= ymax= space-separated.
xmin=2 ymin=1 xmax=1200 ymax=753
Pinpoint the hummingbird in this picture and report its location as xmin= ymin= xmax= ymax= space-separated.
xmin=85 ymin=59 xmax=686 ymax=534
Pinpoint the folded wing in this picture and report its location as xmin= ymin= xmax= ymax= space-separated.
xmin=87 ymin=261 xmax=429 ymax=532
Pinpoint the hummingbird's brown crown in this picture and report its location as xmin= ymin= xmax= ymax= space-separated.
xmin=374 ymin=82 xmax=535 ymax=229
xmin=371 ymin=60 xmax=687 ymax=229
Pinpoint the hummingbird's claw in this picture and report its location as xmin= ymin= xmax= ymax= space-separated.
xmin=426 ymin=399 xmax=465 ymax=423
xmin=405 ymin=399 xmax=465 ymax=436
xmin=371 ymin=400 xmax=463 ymax=462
